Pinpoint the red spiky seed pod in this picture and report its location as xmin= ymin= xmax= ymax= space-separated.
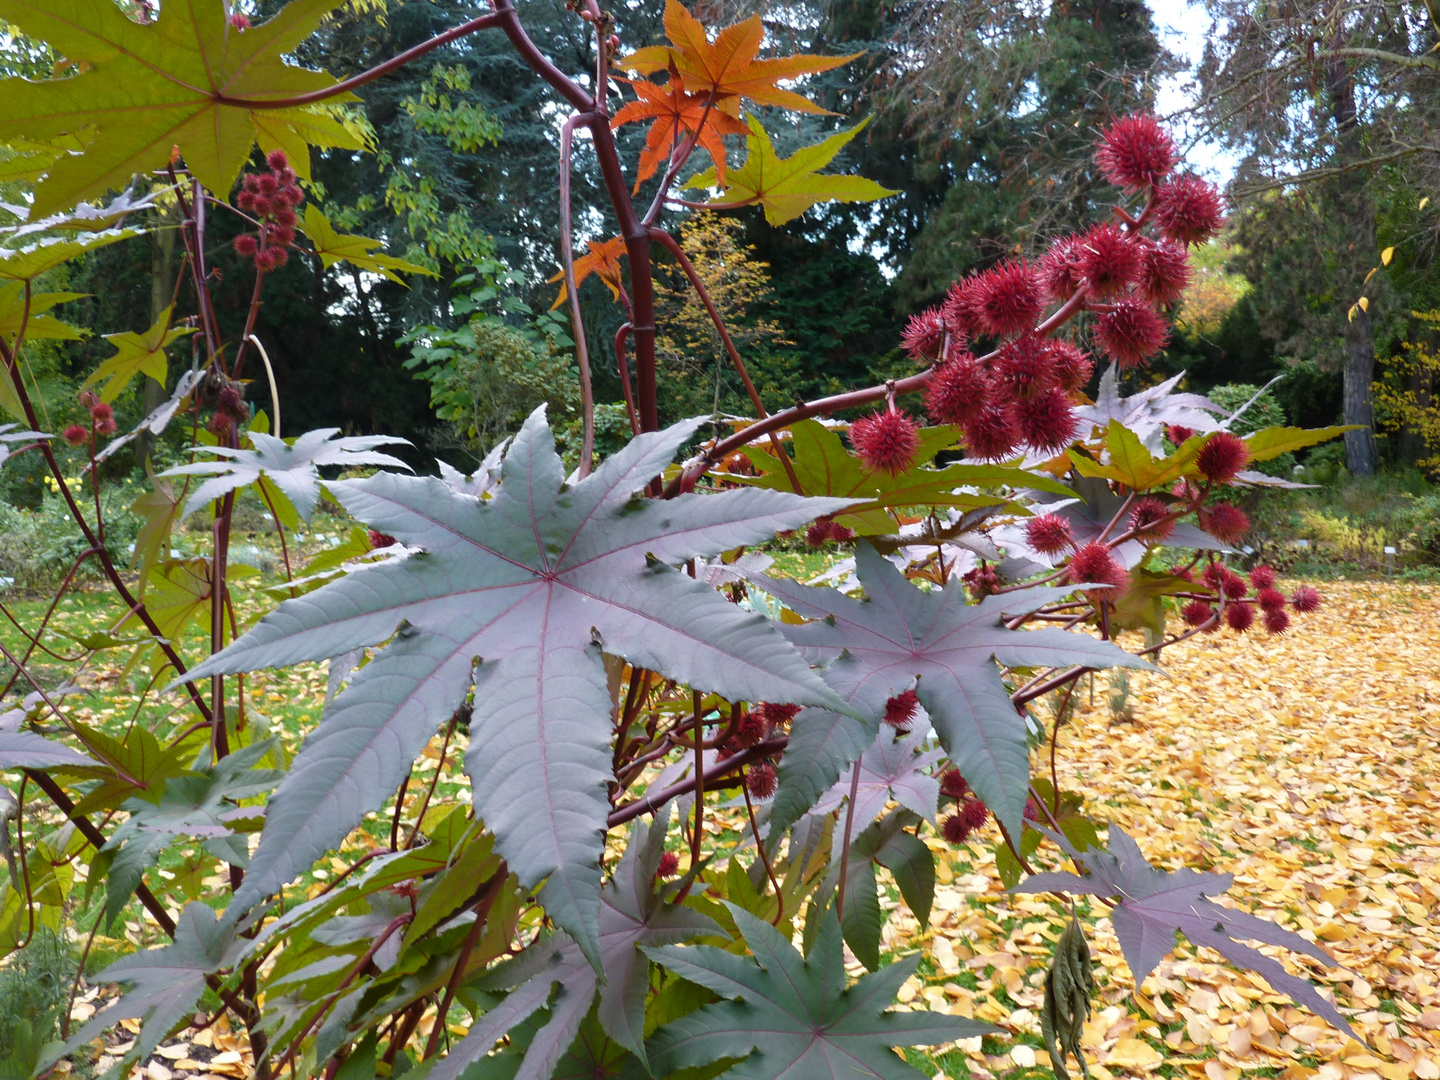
xmin=1201 ymin=501 xmax=1251 ymax=544
xmin=805 ymin=521 xmax=831 ymax=548
xmin=942 ymin=276 xmax=985 ymax=339
xmin=1129 ymin=496 xmax=1174 ymax=541
xmin=1201 ymin=562 xmax=1224 ymax=591
xmin=272 ymin=206 xmax=297 ymax=228
xmin=1166 ymin=424 xmax=1196 ymax=445
xmin=1138 ymin=239 xmax=1192 ymax=305
xmin=1012 ymin=388 xmax=1079 ymax=455
xmin=236 ymin=190 xmax=256 ymax=212
xmin=1076 ymin=223 xmax=1142 ymax=299
xmin=850 ymin=409 xmax=920 ymax=476
xmin=963 ymin=406 xmax=1022 ymax=460
xmin=995 ymin=336 xmax=1057 ymax=400
xmin=1249 ymin=564 xmax=1277 ymax=589
xmin=1290 ymin=585 xmax=1321 ymax=613
xmin=972 ymin=259 xmax=1043 ymax=338
xmin=62 ymin=423 xmax=89 ymax=447
xmin=1181 ymin=599 xmax=1214 ymax=627
xmin=368 ymin=530 xmax=397 ymax=549
xmin=278 ymin=184 xmax=304 ymax=207
xmin=1154 ymin=174 xmax=1226 ymax=246
xmin=257 ymin=172 xmax=280 ymax=196
xmin=901 ymin=307 xmax=947 ymax=362
xmin=257 ymin=245 xmax=289 ymax=272
xmin=1196 ymin=432 xmax=1250 ymax=483
xmin=229 ymin=11 xmax=252 ymax=29
xmin=95 ymin=417 xmax=117 ymax=435
xmin=1221 ymin=567 xmax=1250 ymax=600
xmin=734 ymin=712 xmax=766 ymax=748
xmin=268 ymin=223 xmax=296 ymax=248
xmin=924 ymin=354 xmax=992 ymax=427
xmin=217 ymin=385 xmax=246 ymax=419
xmin=1095 ymin=113 xmax=1176 ymax=192
xmin=1038 ymin=236 xmax=1086 ymax=302
xmin=1092 ymin=300 xmax=1170 ymax=367
xmin=249 ymin=194 xmax=274 ymax=218
xmin=961 ymin=796 xmax=990 ymax=832
xmin=941 ymin=813 xmax=973 ymax=845
xmin=206 ymin=412 xmax=233 ymax=438
xmin=1066 ymin=541 xmax=1128 ymax=597
xmin=884 ymin=689 xmax=919 ymax=730
xmin=655 ymin=851 xmax=680 ymax=879
xmin=939 ymin=768 xmax=969 ymax=800
xmin=1256 ymin=586 xmax=1287 ymax=612
xmin=1049 ymin=341 xmax=1094 ymax=392
xmin=1225 ymin=601 xmax=1255 ymax=633
xmin=757 ymin=702 xmax=801 ymax=727
xmin=233 ymin=233 xmax=258 ymax=259
xmin=1263 ymin=607 xmax=1291 ymax=635
xmin=266 ymin=149 xmax=290 ymax=173
xmin=90 ymin=401 xmax=114 ymax=422
xmin=243 ymin=174 xmax=261 ymax=194
xmin=1025 ymin=512 xmax=1075 ymax=556
xmin=746 ymin=761 xmax=777 ymax=800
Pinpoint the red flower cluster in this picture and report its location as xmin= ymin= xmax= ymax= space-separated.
xmin=234 ymin=150 xmax=303 ymax=273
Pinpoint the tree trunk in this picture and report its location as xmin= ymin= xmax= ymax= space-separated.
xmin=138 ymin=206 xmax=181 ymax=467
xmin=1342 ymin=307 xmax=1378 ymax=475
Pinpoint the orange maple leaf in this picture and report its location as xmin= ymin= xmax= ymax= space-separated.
xmin=621 ymin=0 xmax=857 ymax=116
xmin=549 ymin=236 xmax=627 ymax=309
xmin=611 ymin=73 xmax=750 ymax=193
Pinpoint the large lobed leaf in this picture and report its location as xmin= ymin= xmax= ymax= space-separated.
xmin=752 ymin=542 xmax=1152 ymax=842
xmin=1016 ymin=827 xmax=1357 ymax=1038
xmin=643 ymin=903 xmax=995 ymax=1080
xmin=0 ymin=0 xmax=364 ymax=214
xmin=191 ymin=408 xmax=856 ymax=965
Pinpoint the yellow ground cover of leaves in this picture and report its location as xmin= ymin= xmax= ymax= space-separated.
xmin=897 ymin=581 xmax=1440 ymax=1080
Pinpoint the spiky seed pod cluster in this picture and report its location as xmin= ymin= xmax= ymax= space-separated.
xmin=1200 ymin=503 xmax=1251 ymax=544
xmin=368 ymin=530 xmax=398 ymax=549
xmin=75 ymin=394 xmax=118 ymax=437
xmin=962 ymin=562 xmax=1002 ymax=600
xmin=901 ymin=307 xmax=947 ymax=361
xmin=1290 ymin=585 xmax=1321 ymax=613
xmin=1196 ymin=432 xmax=1250 ymax=483
xmin=1095 ymin=113 xmax=1176 ymax=191
xmin=938 ymin=768 xmax=969 ymax=800
xmin=940 ymin=797 xmax=990 ymax=845
xmin=234 ymin=150 xmax=304 ymax=273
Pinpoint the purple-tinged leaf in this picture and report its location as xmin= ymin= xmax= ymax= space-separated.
xmin=0 ymin=730 xmax=96 ymax=770
xmin=427 ymin=808 xmax=719 ymax=1080
xmin=48 ymin=903 xmax=240 ymax=1078
xmin=753 ymin=542 xmax=1151 ymax=841
xmin=162 ymin=427 xmax=412 ymax=520
xmin=835 ymin=808 xmax=935 ymax=970
xmin=644 ymin=904 xmax=994 ymax=1080
xmin=193 ymin=408 xmax=854 ymax=967
xmin=1075 ymin=365 xmax=1222 ymax=453
xmin=811 ymin=725 xmax=944 ymax=828
xmin=1015 ymin=827 xmax=1356 ymax=1038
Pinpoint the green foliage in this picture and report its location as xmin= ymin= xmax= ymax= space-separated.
xmin=0 ymin=929 xmax=71 ymax=1077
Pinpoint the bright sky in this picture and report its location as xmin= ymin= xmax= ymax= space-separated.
xmin=1152 ymin=0 xmax=1241 ymax=184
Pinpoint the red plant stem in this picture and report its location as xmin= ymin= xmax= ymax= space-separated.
xmin=211 ymin=489 xmax=237 ymax=764
xmin=648 ymin=227 xmax=804 ymax=495
xmin=275 ymin=913 xmax=414 ymax=1076
xmin=257 ymin=482 xmax=296 ymax=595
xmin=405 ymin=715 xmax=458 ymax=849
xmin=609 ymin=737 xmax=787 ymax=827
xmin=614 ymin=324 xmax=641 ymax=436
xmin=559 ymin=114 xmax=598 ymax=476
xmin=834 ymin=760 xmax=863 ymax=922
xmin=213 ymin=13 xmax=507 ymax=110
xmin=741 ymin=774 xmax=783 ymax=926
xmin=689 ymin=691 xmax=705 ymax=872
xmin=423 ymin=872 xmax=505 ymax=1060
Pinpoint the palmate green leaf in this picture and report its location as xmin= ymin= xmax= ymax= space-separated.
xmin=189 ymin=407 xmax=857 ymax=967
xmin=644 ymin=904 xmax=994 ymax=1080
xmin=301 ymin=205 xmax=438 ymax=284
xmin=84 ymin=304 xmax=196 ymax=403
xmin=0 ymin=282 xmax=86 ymax=342
xmin=1242 ymin=425 xmax=1358 ymax=462
xmin=732 ymin=419 xmax=1064 ymax=534
xmin=752 ymin=543 xmax=1153 ymax=843
xmin=1068 ymin=420 xmax=1208 ymax=491
xmin=0 ymin=0 xmax=363 ymax=214
xmin=48 ymin=903 xmax=241 ymax=1079
xmin=685 ymin=114 xmax=898 ymax=225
